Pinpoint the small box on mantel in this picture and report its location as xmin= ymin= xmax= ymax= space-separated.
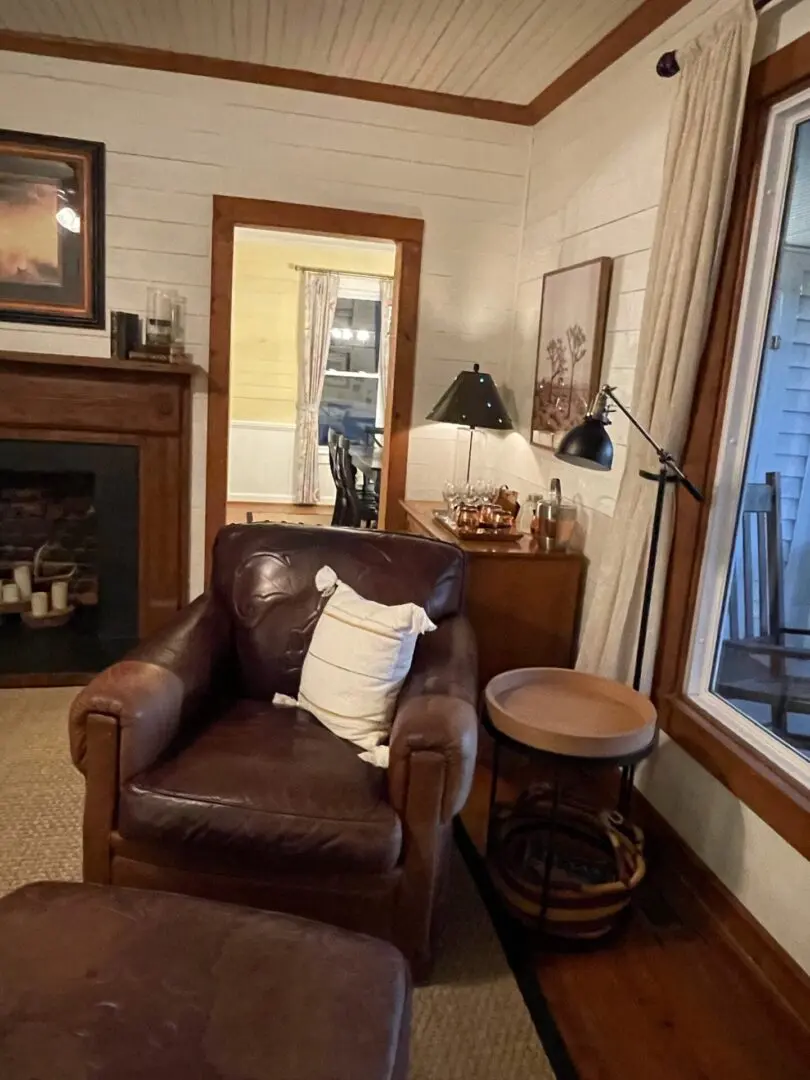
xmin=128 ymin=347 xmax=192 ymax=365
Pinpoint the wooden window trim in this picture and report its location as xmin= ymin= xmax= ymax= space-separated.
xmin=205 ymin=197 xmax=423 ymax=578
xmin=654 ymin=32 xmax=810 ymax=861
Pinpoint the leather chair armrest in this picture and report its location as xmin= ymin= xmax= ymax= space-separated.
xmin=69 ymin=591 xmax=232 ymax=783
xmin=388 ymin=615 xmax=479 ymax=822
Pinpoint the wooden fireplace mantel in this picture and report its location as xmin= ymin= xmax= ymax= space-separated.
xmin=0 ymin=349 xmax=202 ymax=378
xmin=0 ymin=349 xmax=199 ymax=686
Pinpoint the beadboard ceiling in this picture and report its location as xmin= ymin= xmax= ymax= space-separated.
xmin=0 ymin=0 xmax=647 ymax=106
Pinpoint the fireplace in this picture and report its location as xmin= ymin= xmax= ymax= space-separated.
xmin=0 ymin=440 xmax=140 ymax=677
xmin=0 ymin=350 xmax=196 ymax=687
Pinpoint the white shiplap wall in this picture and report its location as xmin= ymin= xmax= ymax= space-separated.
xmin=496 ymin=0 xmax=810 ymax=975
xmin=0 ymin=50 xmax=530 ymax=594
xmin=498 ymin=0 xmax=754 ymax=549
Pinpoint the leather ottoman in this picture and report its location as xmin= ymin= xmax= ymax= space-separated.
xmin=0 ymin=882 xmax=410 ymax=1080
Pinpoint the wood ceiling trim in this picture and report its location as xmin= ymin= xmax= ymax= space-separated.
xmin=0 ymin=29 xmax=533 ymax=126
xmin=0 ymin=2 xmax=695 ymax=129
xmin=528 ymin=0 xmax=693 ymax=123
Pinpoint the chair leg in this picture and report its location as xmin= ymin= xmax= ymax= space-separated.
xmin=771 ymin=696 xmax=789 ymax=734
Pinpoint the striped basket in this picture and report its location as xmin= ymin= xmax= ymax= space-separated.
xmin=489 ymin=784 xmax=646 ymax=940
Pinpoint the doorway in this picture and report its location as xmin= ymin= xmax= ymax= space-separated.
xmin=205 ymin=197 xmax=424 ymax=567
xmin=225 ymin=228 xmax=396 ymax=527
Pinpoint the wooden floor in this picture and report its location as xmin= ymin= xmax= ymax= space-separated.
xmin=460 ymin=758 xmax=810 ymax=1080
xmin=226 ymin=501 xmax=332 ymax=527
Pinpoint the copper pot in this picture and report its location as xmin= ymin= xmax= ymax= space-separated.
xmin=489 ymin=505 xmax=514 ymax=529
xmin=495 ymin=486 xmax=520 ymax=517
xmin=456 ymin=504 xmax=480 ymax=530
xmin=478 ymin=502 xmax=500 ymax=528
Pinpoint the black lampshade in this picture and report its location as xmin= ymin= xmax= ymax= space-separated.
xmin=426 ymin=364 xmax=513 ymax=431
xmin=555 ymin=416 xmax=614 ymax=470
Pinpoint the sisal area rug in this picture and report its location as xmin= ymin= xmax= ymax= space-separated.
xmin=0 ymin=687 xmax=557 ymax=1080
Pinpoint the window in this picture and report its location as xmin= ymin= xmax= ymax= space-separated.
xmin=318 ymin=287 xmax=381 ymax=445
xmin=688 ymin=90 xmax=810 ymax=784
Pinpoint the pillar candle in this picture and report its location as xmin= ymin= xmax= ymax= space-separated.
xmin=2 ymin=583 xmax=20 ymax=605
xmin=30 ymin=592 xmax=49 ymax=618
xmin=13 ymin=564 xmax=32 ymax=600
xmin=51 ymin=581 xmax=69 ymax=611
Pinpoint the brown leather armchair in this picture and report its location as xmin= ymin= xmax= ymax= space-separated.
xmin=69 ymin=524 xmax=478 ymax=975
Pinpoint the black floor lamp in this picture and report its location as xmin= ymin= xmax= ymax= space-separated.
xmin=555 ymin=386 xmax=704 ymax=800
xmin=427 ymin=363 xmax=513 ymax=483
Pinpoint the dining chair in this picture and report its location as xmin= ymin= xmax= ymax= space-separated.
xmin=336 ymin=435 xmax=378 ymax=529
xmin=327 ymin=427 xmax=348 ymax=526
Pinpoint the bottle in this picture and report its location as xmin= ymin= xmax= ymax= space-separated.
xmin=517 ymin=494 xmax=542 ymax=534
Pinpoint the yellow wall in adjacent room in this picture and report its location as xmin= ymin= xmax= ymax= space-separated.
xmin=229 ymin=233 xmax=397 ymax=424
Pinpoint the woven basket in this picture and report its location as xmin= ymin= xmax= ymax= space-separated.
xmin=489 ymin=783 xmax=646 ymax=940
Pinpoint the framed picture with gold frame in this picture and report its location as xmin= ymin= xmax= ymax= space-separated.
xmin=0 ymin=129 xmax=105 ymax=328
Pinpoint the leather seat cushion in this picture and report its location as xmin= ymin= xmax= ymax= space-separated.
xmin=0 ymin=881 xmax=410 ymax=1080
xmin=119 ymin=700 xmax=402 ymax=874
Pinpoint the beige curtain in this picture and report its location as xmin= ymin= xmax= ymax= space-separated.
xmin=294 ymin=270 xmax=339 ymax=504
xmin=376 ymin=277 xmax=394 ymax=424
xmin=577 ymin=0 xmax=757 ymax=686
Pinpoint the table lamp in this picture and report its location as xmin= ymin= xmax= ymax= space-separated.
xmin=426 ymin=363 xmax=513 ymax=482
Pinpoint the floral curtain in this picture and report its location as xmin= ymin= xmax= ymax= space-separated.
xmin=294 ymin=270 xmax=340 ymax=504
xmin=576 ymin=0 xmax=757 ymax=686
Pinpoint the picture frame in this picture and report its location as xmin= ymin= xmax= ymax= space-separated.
xmin=531 ymin=257 xmax=612 ymax=449
xmin=0 ymin=129 xmax=105 ymax=328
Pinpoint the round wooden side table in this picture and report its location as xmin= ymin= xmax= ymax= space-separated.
xmin=483 ymin=667 xmax=658 ymax=931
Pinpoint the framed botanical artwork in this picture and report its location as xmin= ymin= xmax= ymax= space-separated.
xmin=531 ymin=257 xmax=612 ymax=449
xmin=0 ymin=129 xmax=105 ymax=328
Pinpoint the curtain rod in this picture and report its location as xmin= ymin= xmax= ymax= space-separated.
xmin=656 ymin=0 xmax=774 ymax=77
xmin=291 ymin=263 xmax=395 ymax=279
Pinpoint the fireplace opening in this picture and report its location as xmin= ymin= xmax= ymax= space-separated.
xmin=0 ymin=440 xmax=139 ymax=679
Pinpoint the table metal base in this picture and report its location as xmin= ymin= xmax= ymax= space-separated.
xmin=483 ymin=707 xmax=655 ymax=935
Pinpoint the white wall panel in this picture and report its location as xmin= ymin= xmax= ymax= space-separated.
xmin=227 ymin=421 xmax=336 ymax=505
xmin=0 ymin=50 xmax=528 ymax=598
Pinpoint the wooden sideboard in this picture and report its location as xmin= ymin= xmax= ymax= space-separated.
xmin=401 ymin=500 xmax=585 ymax=687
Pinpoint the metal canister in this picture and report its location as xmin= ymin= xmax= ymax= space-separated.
xmin=536 ymin=497 xmax=577 ymax=550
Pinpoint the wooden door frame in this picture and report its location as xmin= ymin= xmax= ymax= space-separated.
xmin=205 ymin=196 xmax=424 ymax=574
xmin=653 ymin=32 xmax=810 ymax=859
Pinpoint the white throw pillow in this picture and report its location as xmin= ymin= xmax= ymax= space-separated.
xmin=297 ymin=565 xmax=436 ymax=767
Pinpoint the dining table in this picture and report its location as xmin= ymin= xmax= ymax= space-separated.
xmin=351 ymin=445 xmax=383 ymax=497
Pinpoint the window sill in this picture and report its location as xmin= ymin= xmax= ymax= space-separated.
xmin=688 ymin=690 xmax=810 ymax=792
xmin=658 ymin=693 xmax=810 ymax=860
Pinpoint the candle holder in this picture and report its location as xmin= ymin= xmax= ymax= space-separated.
xmin=146 ymin=287 xmax=176 ymax=348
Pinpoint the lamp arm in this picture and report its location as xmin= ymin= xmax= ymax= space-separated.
xmin=597 ymin=385 xmax=704 ymax=503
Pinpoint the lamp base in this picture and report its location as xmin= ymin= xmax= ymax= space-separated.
xmin=453 ymin=427 xmax=479 ymax=486
xmin=620 ymin=464 xmax=682 ymax=811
